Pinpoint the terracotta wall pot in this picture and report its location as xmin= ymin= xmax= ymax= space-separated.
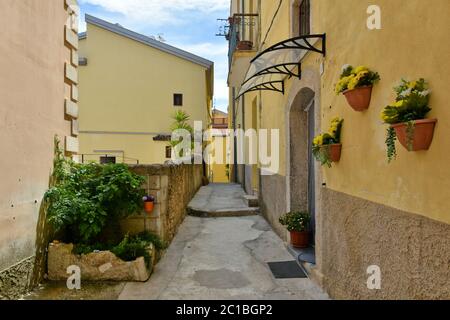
xmin=237 ymin=41 xmax=253 ymax=50
xmin=391 ymin=119 xmax=437 ymax=151
xmin=144 ymin=201 xmax=154 ymax=214
xmin=290 ymin=231 xmax=309 ymax=249
xmin=322 ymin=144 xmax=342 ymax=162
xmin=343 ymin=86 xmax=373 ymax=111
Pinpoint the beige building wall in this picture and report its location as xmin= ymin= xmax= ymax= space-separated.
xmin=0 ymin=0 xmax=79 ymax=298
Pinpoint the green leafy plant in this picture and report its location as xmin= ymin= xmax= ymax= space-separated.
xmin=380 ymin=78 xmax=431 ymax=162
xmin=312 ymin=118 xmax=344 ymax=167
xmin=169 ymin=110 xmax=194 ymax=158
xmin=44 ymin=144 xmax=145 ymax=245
xmin=335 ymin=65 xmax=380 ymax=94
xmin=279 ymin=211 xmax=311 ymax=232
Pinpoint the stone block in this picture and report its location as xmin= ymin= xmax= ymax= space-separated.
xmin=65 ymin=63 xmax=78 ymax=84
xmin=160 ymin=175 xmax=169 ymax=189
xmin=148 ymin=176 xmax=161 ymax=189
xmin=64 ymin=26 xmax=78 ymax=49
xmin=47 ymin=243 xmax=153 ymax=282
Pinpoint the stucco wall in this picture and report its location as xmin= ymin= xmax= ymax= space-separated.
xmin=319 ymin=188 xmax=450 ymax=300
xmin=0 ymin=0 xmax=78 ymax=299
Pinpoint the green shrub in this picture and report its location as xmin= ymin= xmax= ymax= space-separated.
xmin=111 ymin=234 xmax=152 ymax=265
xmin=44 ymin=147 xmax=145 ymax=245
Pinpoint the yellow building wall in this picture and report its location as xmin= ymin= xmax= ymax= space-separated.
xmin=210 ymin=135 xmax=230 ymax=183
xmin=78 ymin=23 xmax=211 ymax=164
xmin=251 ymin=0 xmax=450 ymax=224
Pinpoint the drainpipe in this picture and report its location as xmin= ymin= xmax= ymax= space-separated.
xmin=242 ymin=94 xmax=246 ymax=191
xmin=232 ymin=87 xmax=238 ymax=183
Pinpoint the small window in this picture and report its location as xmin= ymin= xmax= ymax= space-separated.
xmin=173 ymin=94 xmax=183 ymax=106
xmin=299 ymin=0 xmax=310 ymax=36
xmin=100 ymin=156 xmax=116 ymax=164
xmin=165 ymin=146 xmax=172 ymax=159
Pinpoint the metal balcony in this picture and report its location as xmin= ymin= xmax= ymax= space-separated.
xmin=227 ymin=14 xmax=259 ymax=68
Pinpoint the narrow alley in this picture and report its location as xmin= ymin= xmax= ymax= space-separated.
xmin=119 ymin=214 xmax=328 ymax=300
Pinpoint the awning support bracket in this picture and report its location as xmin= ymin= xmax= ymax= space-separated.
xmin=246 ymin=81 xmax=284 ymax=95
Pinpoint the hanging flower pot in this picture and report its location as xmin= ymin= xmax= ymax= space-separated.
xmin=312 ymin=118 xmax=344 ymax=167
xmin=381 ymin=78 xmax=434 ymax=162
xmin=343 ymin=86 xmax=373 ymax=111
xmin=335 ymin=65 xmax=380 ymax=112
xmin=324 ymin=143 xmax=342 ymax=162
xmin=143 ymin=195 xmax=155 ymax=214
xmin=391 ymin=119 xmax=437 ymax=151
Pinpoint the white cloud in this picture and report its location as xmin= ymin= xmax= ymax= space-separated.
xmin=80 ymin=0 xmax=229 ymax=26
xmin=176 ymin=42 xmax=228 ymax=58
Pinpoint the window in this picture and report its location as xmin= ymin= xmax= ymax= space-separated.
xmin=165 ymin=146 xmax=172 ymax=159
xmin=173 ymin=94 xmax=183 ymax=106
xmin=299 ymin=0 xmax=310 ymax=36
xmin=100 ymin=156 xmax=116 ymax=164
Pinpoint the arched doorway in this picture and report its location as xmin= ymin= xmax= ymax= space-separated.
xmin=289 ymin=87 xmax=316 ymax=244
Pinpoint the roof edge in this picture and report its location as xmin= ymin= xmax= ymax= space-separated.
xmin=83 ymin=14 xmax=213 ymax=69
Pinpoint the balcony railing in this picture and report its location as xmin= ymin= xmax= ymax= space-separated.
xmin=228 ymin=14 xmax=259 ymax=68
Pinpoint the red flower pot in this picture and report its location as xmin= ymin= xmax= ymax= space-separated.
xmin=391 ymin=119 xmax=437 ymax=151
xmin=144 ymin=201 xmax=154 ymax=214
xmin=343 ymin=86 xmax=373 ymax=111
xmin=237 ymin=41 xmax=253 ymax=50
xmin=321 ymin=144 xmax=342 ymax=162
xmin=290 ymin=231 xmax=309 ymax=249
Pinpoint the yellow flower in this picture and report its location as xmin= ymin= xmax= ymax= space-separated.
xmin=313 ymin=135 xmax=324 ymax=146
xmin=408 ymin=81 xmax=417 ymax=89
xmin=347 ymin=75 xmax=359 ymax=90
xmin=394 ymin=100 xmax=405 ymax=108
xmin=353 ymin=66 xmax=368 ymax=74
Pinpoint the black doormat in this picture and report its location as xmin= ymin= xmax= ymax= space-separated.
xmin=267 ymin=261 xmax=307 ymax=279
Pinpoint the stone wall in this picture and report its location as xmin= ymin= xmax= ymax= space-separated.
xmin=123 ymin=163 xmax=203 ymax=243
xmin=318 ymin=188 xmax=450 ymax=300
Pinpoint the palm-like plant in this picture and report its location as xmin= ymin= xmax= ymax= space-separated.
xmin=169 ymin=110 xmax=194 ymax=158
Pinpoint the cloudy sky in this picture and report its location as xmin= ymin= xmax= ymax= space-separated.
xmin=78 ymin=0 xmax=230 ymax=111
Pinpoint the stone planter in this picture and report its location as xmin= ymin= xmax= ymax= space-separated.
xmin=48 ymin=243 xmax=155 ymax=282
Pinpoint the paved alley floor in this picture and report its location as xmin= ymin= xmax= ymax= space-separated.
xmin=119 ymin=215 xmax=329 ymax=300
xmin=187 ymin=183 xmax=259 ymax=217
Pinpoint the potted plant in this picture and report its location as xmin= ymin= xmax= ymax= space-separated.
xmin=237 ymin=40 xmax=253 ymax=50
xmin=312 ymin=118 xmax=344 ymax=167
xmin=381 ymin=78 xmax=436 ymax=162
xmin=143 ymin=195 xmax=155 ymax=214
xmin=279 ymin=211 xmax=311 ymax=248
xmin=335 ymin=65 xmax=380 ymax=111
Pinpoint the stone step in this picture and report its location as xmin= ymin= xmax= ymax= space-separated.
xmin=187 ymin=206 xmax=259 ymax=218
xmin=243 ymin=195 xmax=259 ymax=207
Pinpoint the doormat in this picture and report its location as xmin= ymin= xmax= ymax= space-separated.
xmin=267 ymin=261 xmax=307 ymax=279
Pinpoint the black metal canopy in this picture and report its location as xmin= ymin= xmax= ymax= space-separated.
xmin=237 ymin=34 xmax=326 ymax=98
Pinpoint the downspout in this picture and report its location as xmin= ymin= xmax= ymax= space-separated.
xmin=242 ymin=94 xmax=246 ymax=191
xmin=232 ymin=87 xmax=238 ymax=183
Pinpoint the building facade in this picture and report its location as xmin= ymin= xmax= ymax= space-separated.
xmin=209 ymin=109 xmax=230 ymax=183
xmin=0 ymin=0 xmax=79 ymax=298
xmin=78 ymin=15 xmax=214 ymax=165
xmin=227 ymin=0 xmax=450 ymax=299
